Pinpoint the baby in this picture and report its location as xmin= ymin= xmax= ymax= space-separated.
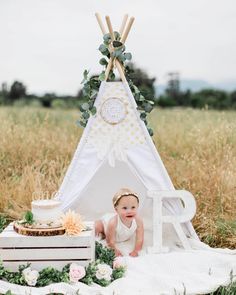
xmin=95 ymin=188 xmax=144 ymax=257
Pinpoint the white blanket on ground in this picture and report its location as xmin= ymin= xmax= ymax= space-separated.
xmin=1 ymin=247 xmax=235 ymax=295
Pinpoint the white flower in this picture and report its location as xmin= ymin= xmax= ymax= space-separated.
xmin=22 ymin=267 xmax=39 ymax=286
xmin=95 ymin=263 xmax=113 ymax=281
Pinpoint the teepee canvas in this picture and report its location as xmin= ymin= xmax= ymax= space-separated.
xmin=55 ymin=14 xmax=201 ymax=251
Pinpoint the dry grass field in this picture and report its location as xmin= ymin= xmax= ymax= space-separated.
xmin=0 ymin=106 xmax=235 ymax=249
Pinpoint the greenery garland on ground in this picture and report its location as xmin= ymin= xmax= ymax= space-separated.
xmin=78 ymin=31 xmax=155 ymax=136
xmin=0 ymin=242 xmax=126 ymax=288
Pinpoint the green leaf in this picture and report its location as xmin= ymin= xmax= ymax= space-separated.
xmin=114 ymin=31 xmax=121 ymax=40
xmin=140 ymin=112 xmax=147 ymax=120
xmin=117 ymin=54 xmax=126 ymax=62
xmin=82 ymin=84 xmax=90 ymax=96
xmin=99 ymin=71 xmax=106 ymax=81
xmin=112 ymin=40 xmax=123 ymax=48
xmin=83 ymin=69 xmax=89 ymax=79
xmin=76 ymin=120 xmax=86 ymax=128
xmin=81 ymin=70 xmax=89 ymax=84
xmin=147 ymin=100 xmax=155 ymax=105
xmin=24 ymin=211 xmax=34 ymax=225
xmin=139 ymin=95 xmax=145 ymax=101
xmin=112 ymin=266 xmax=126 ymax=280
xmin=108 ymin=71 xmax=115 ymax=81
xmin=134 ymin=93 xmax=141 ymax=101
xmin=148 ymin=127 xmax=154 ymax=136
xmin=82 ymin=112 xmax=90 ymax=120
xmin=103 ymin=33 xmax=111 ymax=43
xmin=90 ymin=106 xmax=97 ymax=115
xmin=0 ymin=215 xmax=7 ymax=233
xmin=102 ymin=49 xmax=110 ymax=57
xmin=144 ymin=103 xmax=153 ymax=113
xmin=124 ymin=52 xmax=132 ymax=60
xmin=133 ymin=85 xmax=140 ymax=94
xmin=99 ymin=58 xmax=108 ymax=66
xmin=95 ymin=242 xmax=115 ymax=266
xmin=81 ymin=102 xmax=90 ymax=111
xmin=113 ymin=48 xmax=123 ymax=58
xmin=98 ymin=44 xmax=107 ymax=53
xmin=90 ymin=89 xmax=98 ymax=99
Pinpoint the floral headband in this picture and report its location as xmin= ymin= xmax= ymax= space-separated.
xmin=113 ymin=192 xmax=139 ymax=207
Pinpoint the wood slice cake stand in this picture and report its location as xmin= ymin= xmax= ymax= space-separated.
xmin=13 ymin=222 xmax=65 ymax=236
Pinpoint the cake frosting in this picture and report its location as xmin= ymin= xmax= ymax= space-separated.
xmin=31 ymin=199 xmax=63 ymax=226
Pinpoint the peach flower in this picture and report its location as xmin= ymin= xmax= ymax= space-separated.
xmin=113 ymin=257 xmax=126 ymax=269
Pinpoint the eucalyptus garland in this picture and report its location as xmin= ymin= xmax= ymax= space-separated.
xmin=0 ymin=242 xmax=126 ymax=288
xmin=78 ymin=31 xmax=154 ymax=136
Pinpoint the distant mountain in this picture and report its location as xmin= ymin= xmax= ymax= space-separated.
xmin=155 ymin=79 xmax=236 ymax=96
xmin=180 ymin=79 xmax=212 ymax=92
xmin=213 ymin=80 xmax=236 ymax=92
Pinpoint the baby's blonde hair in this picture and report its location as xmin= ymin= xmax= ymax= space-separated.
xmin=113 ymin=188 xmax=139 ymax=207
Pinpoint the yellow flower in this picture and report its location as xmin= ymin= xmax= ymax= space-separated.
xmin=61 ymin=210 xmax=85 ymax=236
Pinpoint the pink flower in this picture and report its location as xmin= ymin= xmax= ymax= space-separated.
xmin=113 ymin=257 xmax=126 ymax=269
xmin=69 ymin=263 xmax=86 ymax=283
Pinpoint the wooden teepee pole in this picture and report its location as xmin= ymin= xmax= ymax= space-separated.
xmin=95 ymin=13 xmax=107 ymax=35
xmin=105 ymin=14 xmax=130 ymax=81
xmin=119 ymin=14 xmax=128 ymax=36
xmin=95 ymin=13 xmax=134 ymax=83
xmin=121 ymin=17 xmax=135 ymax=43
xmin=104 ymin=16 xmax=115 ymax=81
xmin=105 ymin=16 xmax=115 ymax=40
xmin=105 ymin=15 xmax=128 ymax=82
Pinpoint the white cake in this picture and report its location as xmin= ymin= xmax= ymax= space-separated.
xmin=31 ymin=199 xmax=63 ymax=227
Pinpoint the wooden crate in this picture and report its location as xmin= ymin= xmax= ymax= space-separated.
xmin=0 ymin=222 xmax=95 ymax=271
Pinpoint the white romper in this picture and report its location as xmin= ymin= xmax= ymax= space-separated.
xmin=102 ymin=213 xmax=137 ymax=242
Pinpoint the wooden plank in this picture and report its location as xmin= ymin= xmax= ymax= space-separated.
xmin=0 ymin=222 xmax=94 ymax=248
xmin=0 ymin=234 xmax=92 ymax=248
xmin=0 ymin=228 xmax=92 ymax=238
xmin=0 ymin=248 xmax=92 ymax=260
xmin=2 ymin=260 xmax=90 ymax=271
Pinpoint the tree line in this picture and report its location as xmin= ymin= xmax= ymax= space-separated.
xmin=0 ymin=65 xmax=235 ymax=110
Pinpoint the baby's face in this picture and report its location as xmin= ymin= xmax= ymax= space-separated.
xmin=115 ymin=195 xmax=139 ymax=221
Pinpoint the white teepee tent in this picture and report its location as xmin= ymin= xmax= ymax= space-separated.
xmin=55 ymin=14 xmax=202 ymax=251
xmin=56 ymin=79 xmax=200 ymax=248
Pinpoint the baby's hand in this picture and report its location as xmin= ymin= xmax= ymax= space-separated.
xmin=115 ymin=249 xmax=123 ymax=257
xmin=129 ymin=250 xmax=139 ymax=257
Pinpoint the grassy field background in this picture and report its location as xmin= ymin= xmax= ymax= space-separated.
xmin=0 ymin=106 xmax=235 ymax=249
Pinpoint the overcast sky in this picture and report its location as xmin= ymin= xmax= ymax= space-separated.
xmin=0 ymin=0 xmax=236 ymax=95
